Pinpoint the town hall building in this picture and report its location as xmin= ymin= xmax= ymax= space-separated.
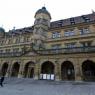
xmin=0 ymin=7 xmax=95 ymax=81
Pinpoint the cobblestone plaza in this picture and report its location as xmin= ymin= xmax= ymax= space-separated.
xmin=0 ymin=78 xmax=95 ymax=95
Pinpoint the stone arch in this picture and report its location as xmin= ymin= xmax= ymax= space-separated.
xmin=82 ymin=60 xmax=95 ymax=81
xmin=24 ymin=61 xmax=35 ymax=78
xmin=40 ymin=61 xmax=55 ymax=80
xmin=61 ymin=61 xmax=75 ymax=81
xmin=1 ymin=62 xmax=8 ymax=76
xmin=11 ymin=62 xmax=20 ymax=77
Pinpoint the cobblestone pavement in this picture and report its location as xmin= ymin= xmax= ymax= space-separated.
xmin=0 ymin=78 xmax=95 ymax=95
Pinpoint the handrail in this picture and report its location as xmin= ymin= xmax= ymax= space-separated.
xmin=0 ymin=46 xmax=95 ymax=57
xmin=36 ymin=46 xmax=95 ymax=55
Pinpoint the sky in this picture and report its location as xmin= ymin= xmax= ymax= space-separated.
xmin=0 ymin=0 xmax=95 ymax=32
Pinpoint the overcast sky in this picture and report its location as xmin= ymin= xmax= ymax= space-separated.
xmin=0 ymin=0 xmax=95 ymax=31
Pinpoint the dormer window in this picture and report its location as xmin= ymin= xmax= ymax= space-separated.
xmin=70 ymin=18 xmax=75 ymax=25
xmin=82 ymin=15 xmax=90 ymax=22
xmin=58 ymin=20 xmax=63 ymax=27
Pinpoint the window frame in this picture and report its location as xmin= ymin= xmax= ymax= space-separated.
xmin=52 ymin=32 xmax=61 ymax=38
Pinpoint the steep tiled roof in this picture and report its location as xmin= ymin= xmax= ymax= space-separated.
xmin=8 ymin=26 xmax=34 ymax=36
xmin=50 ymin=13 xmax=95 ymax=29
xmin=7 ymin=13 xmax=95 ymax=35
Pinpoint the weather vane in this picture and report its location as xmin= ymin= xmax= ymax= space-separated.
xmin=1 ymin=25 xmax=3 ymax=28
xmin=44 ymin=3 xmax=45 ymax=7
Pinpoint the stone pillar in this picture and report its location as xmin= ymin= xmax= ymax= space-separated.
xmin=6 ymin=63 xmax=13 ymax=77
xmin=74 ymin=63 xmax=82 ymax=82
xmin=74 ymin=27 xmax=80 ymax=35
xmin=18 ymin=63 xmax=24 ymax=78
xmin=34 ymin=63 xmax=40 ymax=80
xmin=54 ymin=60 xmax=61 ymax=81
xmin=89 ymin=25 xmax=95 ymax=46
xmin=0 ymin=62 xmax=3 ymax=76
xmin=89 ymin=25 xmax=95 ymax=33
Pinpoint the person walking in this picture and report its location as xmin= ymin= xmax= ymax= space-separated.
xmin=0 ymin=76 xmax=5 ymax=87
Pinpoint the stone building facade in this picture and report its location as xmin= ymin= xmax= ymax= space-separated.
xmin=0 ymin=7 xmax=95 ymax=81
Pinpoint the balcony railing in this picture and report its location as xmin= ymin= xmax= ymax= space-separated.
xmin=0 ymin=46 xmax=95 ymax=57
xmin=0 ymin=52 xmax=24 ymax=57
xmin=37 ymin=46 xmax=95 ymax=55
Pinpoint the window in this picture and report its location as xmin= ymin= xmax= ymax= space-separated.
xmin=43 ymin=19 xmax=47 ymax=22
xmin=52 ymin=32 xmax=61 ymax=38
xmin=20 ymin=37 xmax=24 ymax=43
xmin=64 ymin=30 xmax=75 ymax=37
xmin=15 ymin=38 xmax=20 ymax=43
xmin=13 ymin=48 xmax=19 ymax=52
xmin=51 ymin=44 xmax=61 ymax=49
xmin=82 ymin=16 xmax=90 ymax=22
xmin=26 ymin=37 xmax=30 ymax=42
xmin=70 ymin=31 xmax=75 ymax=36
xmin=8 ymin=39 xmax=11 ymax=44
xmin=0 ymin=40 xmax=4 ymax=45
xmin=4 ymin=40 xmax=7 ymax=44
xmin=0 ymin=50 xmax=3 ymax=53
xmin=24 ymin=37 xmax=30 ymax=42
xmin=81 ymin=41 xmax=92 ymax=47
xmin=65 ymin=43 xmax=76 ymax=48
xmin=6 ymin=49 xmax=10 ymax=53
xmin=70 ymin=18 xmax=75 ymax=25
xmin=79 ymin=28 xmax=90 ymax=35
xmin=6 ymin=40 xmax=9 ymax=44
xmin=64 ymin=31 xmax=69 ymax=36
xmin=58 ymin=20 xmax=63 ymax=27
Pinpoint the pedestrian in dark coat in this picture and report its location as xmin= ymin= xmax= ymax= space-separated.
xmin=0 ymin=76 xmax=5 ymax=87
